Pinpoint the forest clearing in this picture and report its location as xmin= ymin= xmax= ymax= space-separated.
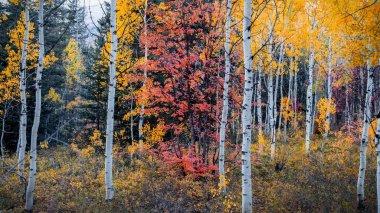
xmin=0 ymin=0 xmax=379 ymax=212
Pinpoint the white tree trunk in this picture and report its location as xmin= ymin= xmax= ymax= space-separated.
xmin=17 ymin=0 xmax=30 ymax=177
xmin=268 ymin=72 xmax=275 ymax=159
xmin=375 ymin=112 xmax=380 ymax=213
xmin=138 ymin=0 xmax=148 ymax=151
xmin=252 ymin=73 xmax=257 ymax=126
xmin=311 ymin=89 xmax=318 ymax=134
xmin=218 ymin=0 xmax=232 ymax=195
xmin=241 ymin=0 xmax=253 ymax=211
xmin=357 ymin=60 xmax=373 ymax=209
xmin=0 ymin=103 xmax=7 ymax=160
xmin=25 ymin=0 xmax=44 ymax=210
xmin=277 ymin=73 xmax=283 ymax=130
xmin=257 ymin=65 xmax=263 ymax=133
xmin=305 ymin=18 xmax=316 ymax=154
xmin=265 ymin=97 xmax=270 ymax=135
xmin=105 ymin=0 xmax=117 ymax=200
xmin=268 ymin=33 xmax=275 ymax=160
xmin=323 ymin=36 xmax=333 ymax=142
xmin=273 ymin=42 xmax=283 ymax=127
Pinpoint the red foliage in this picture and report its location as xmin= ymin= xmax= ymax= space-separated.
xmin=150 ymin=142 xmax=218 ymax=179
xmin=144 ymin=0 xmax=224 ymax=143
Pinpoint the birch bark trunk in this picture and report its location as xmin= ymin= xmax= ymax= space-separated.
xmin=375 ymin=111 xmax=380 ymax=213
xmin=17 ymin=0 xmax=30 ymax=177
xmin=257 ymin=64 xmax=263 ymax=133
xmin=105 ymin=0 xmax=117 ymax=200
xmin=25 ymin=0 xmax=44 ymax=210
xmin=241 ymin=0 xmax=253 ymax=211
xmin=218 ymin=0 xmax=232 ymax=195
xmin=138 ymin=0 xmax=148 ymax=152
xmin=0 ymin=105 xmax=6 ymax=160
xmin=357 ymin=60 xmax=373 ymax=209
xmin=305 ymin=18 xmax=316 ymax=154
xmin=323 ymin=36 xmax=333 ymax=142
xmin=268 ymin=32 xmax=276 ymax=159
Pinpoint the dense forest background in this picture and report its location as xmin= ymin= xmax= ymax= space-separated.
xmin=0 ymin=0 xmax=380 ymax=212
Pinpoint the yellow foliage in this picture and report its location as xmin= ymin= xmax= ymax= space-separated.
xmin=316 ymin=98 xmax=336 ymax=134
xmin=89 ymin=129 xmax=103 ymax=147
xmin=127 ymin=143 xmax=139 ymax=155
xmin=280 ymin=97 xmax=294 ymax=122
xmin=70 ymin=143 xmax=80 ymax=153
xmin=0 ymin=13 xmax=37 ymax=103
xmin=44 ymin=51 xmax=58 ymax=68
xmin=369 ymin=119 xmax=378 ymax=141
xmin=217 ymin=174 xmax=228 ymax=192
xmin=63 ymin=38 xmax=84 ymax=86
xmin=65 ymin=97 xmax=89 ymax=109
xmin=81 ymin=146 xmax=95 ymax=158
xmin=0 ymin=14 xmax=7 ymax=24
xmin=45 ymin=88 xmax=62 ymax=103
xmin=71 ymin=181 xmax=83 ymax=189
xmin=40 ymin=140 xmax=49 ymax=149
xmin=141 ymin=121 xmax=165 ymax=149
xmin=258 ymin=131 xmax=265 ymax=145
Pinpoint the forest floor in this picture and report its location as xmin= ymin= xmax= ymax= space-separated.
xmin=0 ymin=129 xmax=378 ymax=212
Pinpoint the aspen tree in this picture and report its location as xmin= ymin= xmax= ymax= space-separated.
xmin=17 ymin=0 xmax=30 ymax=177
xmin=105 ymin=0 xmax=117 ymax=200
xmin=305 ymin=15 xmax=316 ymax=154
xmin=323 ymin=36 xmax=333 ymax=142
xmin=375 ymin=111 xmax=380 ymax=213
xmin=357 ymin=59 xmax=373 ymax=209
xmin=138 ymin=0 xmax=148 ymax=152
xmin=218 ymin=0 xmax=232 ymax=195
xmin=256 ymin=62 xmax=263 ymax=133
xmin=268 ymin=30 xmax=276 ymax=159
xmin=241 ymin=0 xmax=253 ymax=211
xmin=25 ymin=0 xmax=44 ymax=209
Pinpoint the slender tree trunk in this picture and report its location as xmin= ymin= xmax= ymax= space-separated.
xmin=305 ymin=18 xmax=316 ymax=154
xmin=278 ymin=72 xmax=284 ymax=130
xmin=130 ymin=92 xmax=134 ymax=159
xmin=16 ymin=128 xmax=21 ymax=159
xmin=375 ymin=111 xmax=380 ymax=213
xmin=218 ymin=0 xmax=232 ymax=195
xmin=25 ymin=0 xmax=44 ymax=210
xmin=311 ymin=89 xmax=318 ymax=134
xmin=273 ymin=44 xmax=283 ymax=125
xmin=257 ymin=64 xmax=263 ymax=133
xmin=17 ymin=0 xmax=30 ymax=178
xmin=274 ymin=42 xmax=284 ymax=130
xmin=357 ymin=60 xmax=374 ymax=209
xmin=273 ymin=73 xmax=279 ymax=122
xmin=0 ymin=105 xmax=7 ymax=160
xmin=252 ymin=72 xmax=257 ymax=126
xmin=241 ymin=0 xmax=253 ymax=211
xmin=268 ymin=32 xmax=275 ymax=160
xmin=138 ymin=0 xmax=148 ymax=152
xmin=265 ymin=96 xmax=269 ymax=135
xmin=268 ymin=72 xmax=275 ymax=158
xmin=323 ymin=36 xmax=333 ymax=142
xmin=105 ymin=0 xmax=117 ymax=200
